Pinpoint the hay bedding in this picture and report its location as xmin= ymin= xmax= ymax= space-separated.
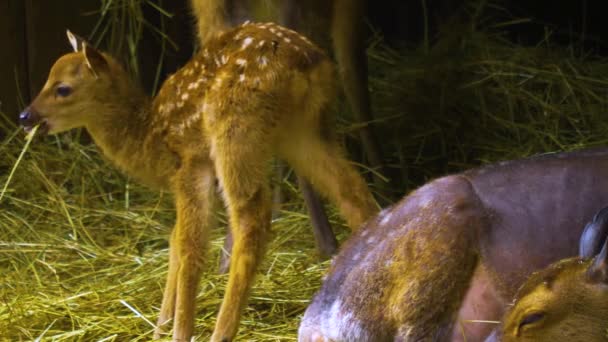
xmin=2 ymin=2 xmax=608 ymax=341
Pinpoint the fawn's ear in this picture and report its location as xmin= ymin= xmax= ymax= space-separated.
xmin=586 ymin=237 xmax=608 ymax=284
xmin=580 ymin=206 xmax=608 ymax=259
xmin=66 ymin=29 xmax=86 ymax=52
xmin=83 ymin=43 xmax=109 ymax=78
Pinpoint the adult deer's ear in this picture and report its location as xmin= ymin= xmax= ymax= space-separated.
xmin=83 ymin=43 xmax=109 ymax=79
xmin=66 ymin=29 xmax=86 ymax=52
xmin=586 ymin=238 xmax=608 ymax=284
xmin=580 ymin=206 xmax=608 ymax=259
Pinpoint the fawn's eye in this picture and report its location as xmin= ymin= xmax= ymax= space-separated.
xmin=56 ymin=85 xmax=72 ymax=97
xmin=518 ymin=312 xmax=545 ymax=331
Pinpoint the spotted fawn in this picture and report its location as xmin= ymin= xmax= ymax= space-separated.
xmin=19 ymin=20 xmax=377 ymax=342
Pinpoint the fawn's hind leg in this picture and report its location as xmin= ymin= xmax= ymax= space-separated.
xmin=155 ymin=157 xmax=216 ymax=341
xmin=218 ymin=172 xmax=336 ymax=274
xmin=281 ymin=133 xmax=378 ymax=231
xmin=205 ymin=117 xmax=273 ymax=342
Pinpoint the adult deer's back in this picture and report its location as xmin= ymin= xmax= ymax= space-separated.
xmin=299 ymin=148 xmax=608 ymax=341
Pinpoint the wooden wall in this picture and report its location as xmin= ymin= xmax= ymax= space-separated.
xmin=0 ymin=1 xmax=100 ymax=122
xmin=0 ymin=0 xmax=193 ymax=124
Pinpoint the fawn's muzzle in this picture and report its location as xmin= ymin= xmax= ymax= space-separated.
xmin=18 ymin=108 xmax=47 ymax=134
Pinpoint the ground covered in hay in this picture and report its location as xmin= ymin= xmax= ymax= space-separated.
xmin=3 ymin=3 xmax=608 ymax=341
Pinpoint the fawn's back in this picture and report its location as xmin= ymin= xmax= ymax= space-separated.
xmin=153 ymin=22 xmax=335 ymax=159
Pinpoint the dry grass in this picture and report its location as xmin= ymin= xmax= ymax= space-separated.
xmin=0 ymin=128 xmax=342 ymax=340
xmin=2 ymin=0 xmax=608 ymax=340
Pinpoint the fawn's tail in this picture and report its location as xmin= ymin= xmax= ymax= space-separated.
xmin=190 ymin=0 xmax=229 ymax=46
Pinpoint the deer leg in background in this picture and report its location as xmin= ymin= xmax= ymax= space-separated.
xmin=275 ymin=0 xmax=340 ymax=257
xmin=331 ymin=0 xmax=387 ymax=197
xmin=281 ymin=0 xmax=388 ymax=200
xmin=298 ymin=176 xmax=338 ymax=257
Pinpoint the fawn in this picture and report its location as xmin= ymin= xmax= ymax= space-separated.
xmin=299 ymin=147 xmax=608 ymax=342
xmin=194 ymin=0 xmax=385 ymax=271
xmin=486 ymin=206 xmax=608 ymax=342
xmin=19 ymin=21 xmax=377 ymax=342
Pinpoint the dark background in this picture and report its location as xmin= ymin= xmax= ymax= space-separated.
xmin=0 ymin=0 xmax=603 ymax=121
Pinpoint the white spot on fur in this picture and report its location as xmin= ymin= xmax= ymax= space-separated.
xmin=276 ymin=31 xmax=284 ymax=37
xmin=236 ymin=58 xmax=247 ymax=66
xmin=294 ymin=45 xmax=300 ymax=51
xmin=360 ymin=230 xmax=369 ymax=237
xmin=241 ymin=37 xmax=253 ymax=49
xmin=283 ymin=37 xmax=291 ymax=43
xmin=352 ymin=252 xmax=361 ymax=261
xmin=177 ymin=101 xmax=184 ymax=108
xmin=366 ymin=236 xmax=376 ymax=244
xmin=269 ymin=27 xmax=277 ymax=34
xmin=221 ymin=55 xmax=228 ymax=64
xmin=181 ymin=93 xmax=189 ymax=101
xmin=184 ymin=112 xmax=201 ymax=128
xmin=257 ymin=40 xmax=266 ymax=47
xmin=239 ymin=74 xmax=246 ymax=82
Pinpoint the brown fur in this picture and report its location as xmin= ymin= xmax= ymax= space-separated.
xmin=197 ymin=0 xmax=386 ymax=191
xmin=21 ymin=22 xmax=377 ymax=342
xmin=299 ymin=148 xmax=608 ymax=341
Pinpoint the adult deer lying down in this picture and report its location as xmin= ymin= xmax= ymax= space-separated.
xmin=299 ymin=148 xmax=608 ymax=342
xmin=18 ymin=22 xmax=377 ymax=342
xmin=485 ymin=206 xmax=608 ymax=342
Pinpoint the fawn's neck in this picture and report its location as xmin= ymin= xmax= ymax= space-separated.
xmin=85 ymin=85 xmax=177 ymax=190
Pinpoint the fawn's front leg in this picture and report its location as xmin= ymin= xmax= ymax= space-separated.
xmin=155 ymin=158 xmax=216 ymax=341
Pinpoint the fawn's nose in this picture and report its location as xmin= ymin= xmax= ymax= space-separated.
xmin=19 ymin=110 xmax=32 ymax=125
